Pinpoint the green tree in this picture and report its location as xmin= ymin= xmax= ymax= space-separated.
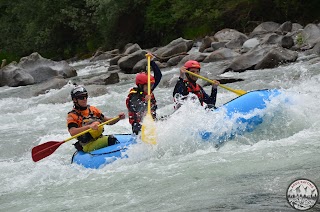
xmin=0 ymin=0 xmax=98 ymax=61
xmin=88 ymin=0 xmax=148 ymax=50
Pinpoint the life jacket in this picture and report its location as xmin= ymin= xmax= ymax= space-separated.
xmin=67 ymin=105 xmax=104 ymax=145
xmin=184 ymin=80 xmax=204 ymax=105
xmin=126 ymin=87 xmax=157 ymax=125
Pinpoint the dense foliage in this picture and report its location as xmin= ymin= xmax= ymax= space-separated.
xmin=1 ymin=0 xmax=320 ymax=62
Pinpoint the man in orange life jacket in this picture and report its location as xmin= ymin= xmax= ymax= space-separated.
xmin=126 ymin=53 xmax=162 ymax=135
xmin=173 ymin=60 xmax=220 ymax=109
xmin=67 ymin=85 xmax=125 ymax=152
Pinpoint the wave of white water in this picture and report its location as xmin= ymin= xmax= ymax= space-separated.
xmin=0 ymin=60 xmax=319 ymax=211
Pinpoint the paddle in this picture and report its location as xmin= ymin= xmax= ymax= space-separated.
xmin=185 ymin=70 xmax=247 ymax=96
xmin=31 ymin=116 xmax=121 ymax=162
xmin=141 ymin=54 xmax=157 ymax=145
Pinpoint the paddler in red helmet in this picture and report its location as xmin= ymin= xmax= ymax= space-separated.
xmin=126 ymin=53 xmax=162 ymax=135
xmin=173 ymin=60 xmax=220 ymax=109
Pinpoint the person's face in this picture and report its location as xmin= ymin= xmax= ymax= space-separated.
xmin=188 ymin=68 xmax=200 ymax=81
xmin=74 ymin=94 xmax=88 ymax=107
xmin=142 ymin=83 xmax=154 ymax=93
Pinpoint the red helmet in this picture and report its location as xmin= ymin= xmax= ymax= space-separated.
xmin=184 ymin=60 xmax=201 ymax=69
xmin=135 ymin=72 xmax=155 ymax=85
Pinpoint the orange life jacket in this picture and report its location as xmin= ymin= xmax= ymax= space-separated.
xmin=67 ymin=105 xmax=104 ymax=144
xmin=67 ymin=105 xmax=103 ymax=127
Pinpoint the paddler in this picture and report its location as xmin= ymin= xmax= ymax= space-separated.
xmin=67 ymin=85 xmax=125 ymax=152
xmin=126 ymin=52 xmax=162 ymax=135
xmin=173 ymin=60 xmax=220 ymax=109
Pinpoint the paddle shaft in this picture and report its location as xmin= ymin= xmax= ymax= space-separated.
xmin=32 ymin=116 xmax=120 ymax=162
xmin=185 ymin=70 xmax=247 ymax=96
xmin=140 ymin=54 xmax=157 ymax=145
xmin=65 ymin=116 xmax=120 ymax=143
xmin=147 ymin=55 xmax=151 ymax=113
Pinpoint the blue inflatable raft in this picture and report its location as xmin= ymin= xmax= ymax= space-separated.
xmin=200 ymin=89 xmax=280 ymax=146
xmin=72 ymin=89 xmax=280 ymax=168
xmin=71 ymin=134 xmax=136 ymax=169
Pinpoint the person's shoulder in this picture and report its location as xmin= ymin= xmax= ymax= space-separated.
xmin=67 ymin=110 xmax=77 ymax=121
xmin=89 ymin=105 xmax=103 ymax=115
xmin=89 ymin=105 xmax=99 ymax=110
xmin=67 ymin=108 xmax=77 ymax=115
xmin=128 ymin=87 xmax=139 ymax=94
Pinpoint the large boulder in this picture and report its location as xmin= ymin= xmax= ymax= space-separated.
xmin=153 ymin=37 xmax=193 ymax=60
xmin=1 ymin=52 xmax=77 ymax=87
xmin=213 ymin=29 xmax=248 ymax=50
xmin=203 ymin=48 xmax=240 ymax=63
xmin=199 ymin=36 xmax=215 ymax=52
xmin=225 ymin=33 xmax=248 ymax=49
xmin=1 ymin=62 xmax=34 ymax=86
xmin=19 ymin=52 xmax=77 ymax=79
xmin=177 ymin=53 xmax=208 ymax=66
xmin=117 ymin=50 xmax=147 ymax=74
xmin=214 ymin=29 xmax=246 ymax=42
xmin=241 ymin=38 xmax=260 ymax=53
xmin=167 ymin=55 xmax=187 ymax=66
xmin=250 ymin=21 xmax=281 ymax=37
xmin=225 ymin=45 xmax=297 ymax=72
xmin=276 ymin=21 xmax=292 ymax=34
xmin=255 ymin=47 xmax=298 ymax=69
xmin=300 ymin=23 xmax=320 ymax=48
xmin=90 ymin=49 xmax=120 ymax=62
xmin=260 ymin=33 xmax=294 ymax=49
xmin=123 ymin=43 xmax=142 ymax=55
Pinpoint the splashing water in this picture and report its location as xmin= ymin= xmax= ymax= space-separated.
xmin=0 ymin=60 xmax=320 ymax=211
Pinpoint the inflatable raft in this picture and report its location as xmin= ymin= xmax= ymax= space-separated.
xmin=200 ymin=89 xmax=280 ymax=146
xmin=72 ymin=89 xmax=280 ymax=168
xmin=71 ymin=134 xmax=136 ymax=169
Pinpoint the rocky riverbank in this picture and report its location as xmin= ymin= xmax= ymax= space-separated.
xmin=1 ymin=21 xmax=320 ymax=98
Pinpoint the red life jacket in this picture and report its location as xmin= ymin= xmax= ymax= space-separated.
xmin=184 ymin=80 xmax=204 ymax=105
xmin=126 ymin=87 xmax=157 ymax=125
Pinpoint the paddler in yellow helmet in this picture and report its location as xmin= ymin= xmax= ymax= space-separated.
xmin=67 ymin=85 xmax=125 ymax=152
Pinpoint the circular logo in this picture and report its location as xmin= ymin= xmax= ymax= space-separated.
xmin=286 ymin=178 xmax=319 ymax=211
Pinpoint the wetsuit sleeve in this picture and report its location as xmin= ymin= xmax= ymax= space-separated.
xmin=201 ymin=86 xmax=217 ymax=107
xmin=173 ymin=77 xmax=188 ymax=97
xmin=151 ymin=61 xmax=162 ymax=91
xmin=68 ymin=123 xmax=78 ymax=129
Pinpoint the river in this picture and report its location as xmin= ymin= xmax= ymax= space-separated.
xmin=0 ymin=56 xmax=319 ymax=211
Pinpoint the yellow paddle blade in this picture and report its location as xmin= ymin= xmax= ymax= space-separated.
xmin=141 ymin=113 xmax=157 ymax=145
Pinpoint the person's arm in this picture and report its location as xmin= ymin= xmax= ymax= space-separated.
xmin=201 ymin=86 xmax=217 ymax=107
xmin=92 ymin=106 xmax=125 ymax=125
xmin=151 ymin=61 xmax=162 ymax=91
xmin=102 ymin=112 xmax=125 ymax=125
xmin=68 ymin=121 xmax=98 ymax=136
xmin=173 ymin=77 xmax=188 ymax=97
xmin=172 ymin=77 xmax=189 ymax=110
